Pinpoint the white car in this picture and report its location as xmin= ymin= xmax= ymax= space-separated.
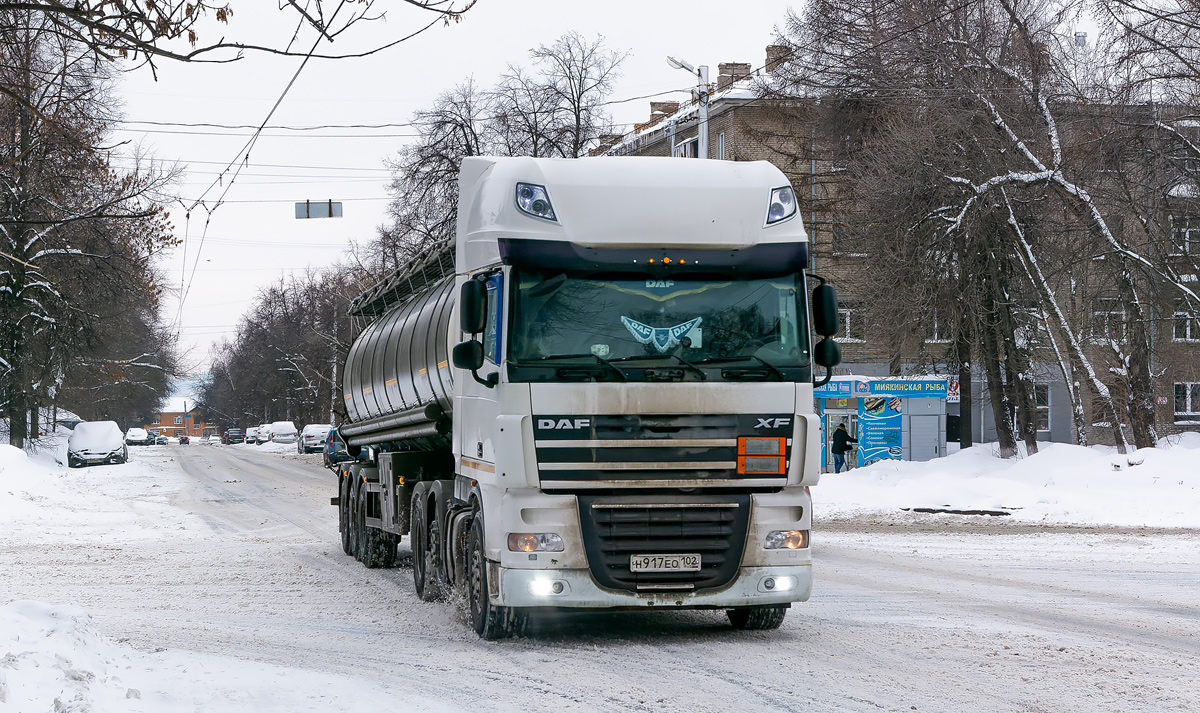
xmin=297 ymin=424 xmax=331 ymax=453
xmin=268 ymin=421 xmax=298 ymax=444
xmin=244 ymin=426 xmax=260 ymax=443
xmin=68 ymin=422 xmax=128 ymax=468
xmin=255 ymin=424 xmax=272 ymax=444
xmin=125 ymin=427 xmax=151 ymax=446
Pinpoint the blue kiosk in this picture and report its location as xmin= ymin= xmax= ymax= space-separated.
xmin=814 ymin=376 xmax=948 ymax=471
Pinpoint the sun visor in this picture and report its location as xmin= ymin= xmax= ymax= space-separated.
xmin=497 ymin=238 xmax=809 ymax=275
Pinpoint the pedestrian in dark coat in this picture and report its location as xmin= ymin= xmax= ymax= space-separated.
xmin=831 ymin=424 xmax=858 ymax=473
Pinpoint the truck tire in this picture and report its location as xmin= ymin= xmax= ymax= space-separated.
xmin=411 ymin=498 xmax=441 ymax=601
xmin=727 ymin=606 xmax=788 ymax=630
xmin=339 ymin=475 xmax=352 ymax=556
xmin=467 ymin=515 xmax=522 ymax=640
xmin=357 ymin=485 xmax=393 ymax=568
xmin=349 ymin=478 xmax=363 ymax=562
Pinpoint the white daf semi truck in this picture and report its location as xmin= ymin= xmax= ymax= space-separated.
xmin=334 ymin=155 xmax=841 ymax=638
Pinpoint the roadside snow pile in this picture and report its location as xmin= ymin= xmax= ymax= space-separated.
xmin=0 ymin=601 xmax=437 ymax=713
xmin=0 ymin=444 xmax=190 ymax=545
xmin=817 ymin=432 xmax=1200 ymax=527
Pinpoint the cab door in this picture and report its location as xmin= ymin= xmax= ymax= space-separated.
xmin=458 ymin=271 xmax=504 ymax=469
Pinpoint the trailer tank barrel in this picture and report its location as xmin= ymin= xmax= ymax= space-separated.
xmin=342 ymin=276 xmax=455 ymax=431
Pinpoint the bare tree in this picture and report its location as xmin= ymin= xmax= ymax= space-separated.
xmin=528 ymin=31 xmax=628 ymax=158
xmin=0 ymin=11 xmax=180 ymax=446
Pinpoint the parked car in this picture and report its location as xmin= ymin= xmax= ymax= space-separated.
xmin=179 ymin=435 xmax=190 ymax=445
xmin=154 ymin=434 xmax=169 ymax=445
xmin=323 ymin=427 xmax=356 ymax=469
xmin=222 ymin=428 xmax=245 ymax=445
xmin=255 ymin=424 xmax=272 ymax=444
xmin=67 ymin=421 xmax=128 ymax=468
xmin=269 ymin=421 xmax=298 ymax=444
xmin=244 ymin=426 xmax=260 ymax=443
xmin=297 ymin=424 xmax=330 ymax=453
xmin=125 ymin=427 xmax=151 ymax=446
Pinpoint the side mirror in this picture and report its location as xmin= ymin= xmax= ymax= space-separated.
xmin=452 ymin=339 xmax=498 ymax=388
xmin=813 ymin=337 xmax=841 ymax=369
xmin=459 ymin=278 xmax=487 ymax=334
xmin=811 ymin=283 xmax=840 ymax=338
xmin=452 ymin=340 xmax=485 ymax=371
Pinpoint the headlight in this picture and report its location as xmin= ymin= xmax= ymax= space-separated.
xmin=764 ymin=530 xmax=809 ymax=549
xmin=507 ymin=533 xmax=565 ymax=552
xmin=515 ymin=182 xmax=557 ymax=221
xmin=765 ymin=186 xmax=797 ymax=225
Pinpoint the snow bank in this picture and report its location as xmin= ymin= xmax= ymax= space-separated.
xmin=0 ymin=601 xmax=443 ymax=713
xmin=817 ymin=433 xmax=1200 ymax=527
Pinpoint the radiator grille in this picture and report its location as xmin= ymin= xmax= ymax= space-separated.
xmin=577 ymin=495 xmax=751 ymax=592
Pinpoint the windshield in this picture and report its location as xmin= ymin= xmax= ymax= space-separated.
xmin=509 ymin=270 xmax=810 ymax=381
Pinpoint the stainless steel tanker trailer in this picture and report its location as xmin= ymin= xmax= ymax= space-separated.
xmin=333 ymin=155 xmax=842 ymax=638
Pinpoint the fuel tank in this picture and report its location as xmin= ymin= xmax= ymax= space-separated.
xmin=341 ymin=275 xmax=455 ymax=430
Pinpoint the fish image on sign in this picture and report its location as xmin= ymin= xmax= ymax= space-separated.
xmin=621 ymin=316 xmax=702 ymax=353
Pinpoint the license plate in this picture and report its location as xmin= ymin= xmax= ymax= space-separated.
xmin=630 ymin=554 xmax=701 ymax=572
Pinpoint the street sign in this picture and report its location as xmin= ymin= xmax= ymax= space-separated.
xmin=295 ymin=200 xmax=343 ymax=219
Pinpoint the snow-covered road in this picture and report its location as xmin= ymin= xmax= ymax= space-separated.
xmin=3 ymin=443 xmax=1198 ymax=712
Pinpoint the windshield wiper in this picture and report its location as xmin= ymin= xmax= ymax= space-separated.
xmin=696 ymin=354 xmax=786 ymax=381
xmin=611 ymin=352 xmax=707 ymax=381
xmin=512 ymin=353 xmax=628 ymax=381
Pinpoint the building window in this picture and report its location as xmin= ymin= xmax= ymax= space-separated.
xmin=718 ymin=131 xmax=725 ymax=160
xmin=1175 ymin=312 xmax=1200 ymax=341
xmin=835 ymin=303 xmax=866 ymax=343
xmin=1170 ymin=216 xmax=1200 ymax=255
xmin=672 ymin=137 xmax=698 ymax=158
xmin=831 ymin=216 xmax=866 ymax=256
xmin=1034 ymin=384 xmax=1051 ymax=432
xmin=174 ymin=415 xmax=183 ymax=425
xmin=1090 ymin=297 xmax=1125 ymax=341
xmin=1176 ymin=383 xmax=1200 ymax=422
xmin=926 ymin=311 xmax=952 ymax=343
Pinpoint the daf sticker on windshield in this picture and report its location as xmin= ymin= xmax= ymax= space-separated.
xmin=621 ymin=316 xmax=703 ymax=353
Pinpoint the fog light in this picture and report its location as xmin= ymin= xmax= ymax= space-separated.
xmin=528 ymin=579 xmax=570 ymax=596
xmin=764 ymin=530 xmax=809 ymax=549
xmin=759 ymin=575 xmax=797 ymax=593
xmin=508 ymin=533 xmax=565 ymax=552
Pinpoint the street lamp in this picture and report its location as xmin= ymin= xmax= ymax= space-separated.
xmin=667 ymin=56 xmax=711 ymax=159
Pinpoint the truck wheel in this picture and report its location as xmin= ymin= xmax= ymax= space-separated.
xmin=727 ymin=606 xmax=788 ymax=630
xmin=349 ymin=479 xmax=364 ymax=562
xmin=357 ymin=485 xmax=389 ymax=568
xmin=339 ymin=476 xmax=353 ymax=556
xmin=411 ymin=499 xmax=441 ymax=601
xmin=467 ymin=515 xmax=521 ymax=640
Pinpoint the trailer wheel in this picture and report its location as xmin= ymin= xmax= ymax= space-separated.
xmin=467 ymin=515 xmax=521 ymax=640
xmin=358 ymin=485 xmax=386 ymax=568
xmin=411 ymin=498 xmax=441 ymax=601
xmin=339 ymin=475 xmax=352 ymax=556
xmin=726 ymin=606 xmax=787 ymax=630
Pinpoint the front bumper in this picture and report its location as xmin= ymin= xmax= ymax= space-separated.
xmin=497 ymin=564 xmax=811 ymax=609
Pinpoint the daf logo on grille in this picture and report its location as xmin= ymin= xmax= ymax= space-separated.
xmin=537 ymin=418 xmax=591 ymax=430
xmin=755 ymin=417 xmax=791 ymax=429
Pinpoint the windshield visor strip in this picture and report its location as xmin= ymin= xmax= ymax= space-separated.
xmin=498 ymin=238 xmax=808 ymax=274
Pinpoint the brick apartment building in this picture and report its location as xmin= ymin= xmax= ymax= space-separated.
xmin=603 ymin=46 xmax=1200 ymax=445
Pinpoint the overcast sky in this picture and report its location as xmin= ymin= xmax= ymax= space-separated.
xmin=110 ymin=1 xmax=798 ymax=375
